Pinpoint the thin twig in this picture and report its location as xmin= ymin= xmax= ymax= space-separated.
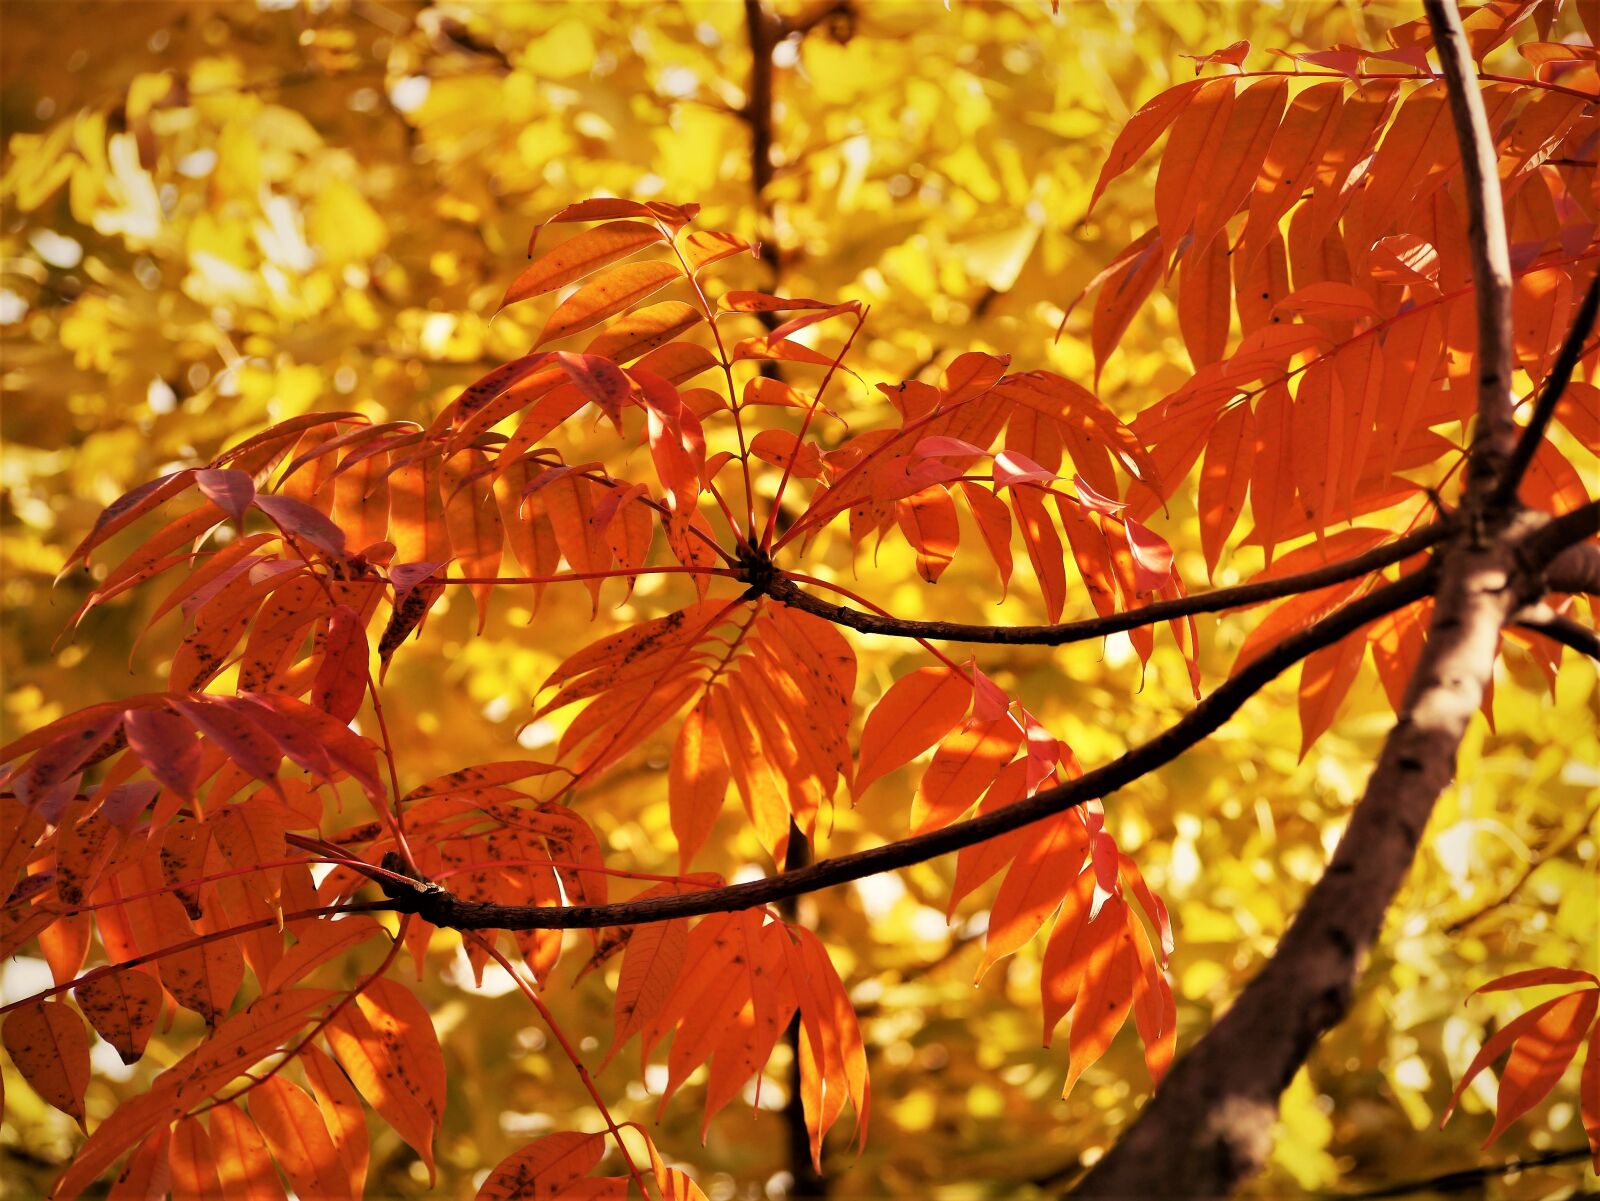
xmin=1322 ymin=1146 xmax=1593 ymax=1199
xmin=760 ymin=521 xmax=1446 ymax=645
xmin=1513 ymin=613 xmax=1600 ymax=661
xmin=1444 ymin=797 xmax=1600 ymax=934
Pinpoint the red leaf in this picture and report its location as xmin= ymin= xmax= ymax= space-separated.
xmin=168 ymin=697 xmax=284 ymax=793
xmin=123 ymin=707 xmax=203 ymax=800
xmin=312 ymin=605 xmax=370 ymax=723
xmin=253 ymin=493 xmax=348 ymax=559
xmin=1473 ymin=967 xmax=1600 ymax=994
xmin=10 ymin=713 xmax=122 ymax=808
xmin=194 ymin=468 xmax=256 ymax=522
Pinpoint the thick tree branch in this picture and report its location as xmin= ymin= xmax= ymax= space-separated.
xmin=1492 ymin=269 xmax=1600 ymax=508
xmin=374 ymin=568 xmax=1434 ymax=929
xmin=1070 ymin=516 xmax=1549 ymax=1198
xmin=1542 ymin=539 xmax=1600 ymax=596
xmin=759 ymin=522 xmax=1446 ymax=644
xmin=1426 ymin=0 xmax=1517 ymax=496
xmin=1518 ymin=499 xmax=1600 ymax=571
xmin=1071 ymin=12 xmax=1542 ymax=1194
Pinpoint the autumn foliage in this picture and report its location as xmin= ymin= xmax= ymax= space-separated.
xmin=2 ymin=0 xmax=1599 ymax=1197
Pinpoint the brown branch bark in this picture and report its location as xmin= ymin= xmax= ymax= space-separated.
xmin=1070 ymin=517 xmax=1549 ymax=1198
xmin=1330 ymin=1146 xmax=1593 ymax=1199
xmin=742 ymin=0 xmax=782 ymax=291
xmin=760 ymin=522 xmax=1446 ymax=644
xmin=1542 ymin=539 xmax=1600 ymax=596
xmin=375 ymin=567 xmax=1435 ymax=929
xmin=1515 ymin=612 xmax=1600 ymax=660
xmin=1427 ymin=0 xmax=1517 ymax=497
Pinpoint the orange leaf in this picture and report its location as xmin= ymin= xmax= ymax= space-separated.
xmin=501 ymin=220 xmax=665 ymax=310
xmin=249 ymin=1076 xmax=353 ymax=1201
xmin=441 ymin=450 xmax=504 ymax=632
xmin=1197 ymin=400 xmax=1254 ymax=578
xmin=910 ymin=714 xmax=1023 ymax=835
xmin=326 ymin=978 xmax=447 ymax=1180
xmin=1191 ymin=77 xmax=1287 ymax=251
xmin=170 ymin=1115 xmax=226 ymax=1201
xmin=1063 ymin=893 xmax=1137 ymax=1097
xmin=1177 ymin=232 xmax=1231 ymax=368
xmin=105 ymin=1129 xmax=171 ymax=1201
xmin=159 ymin=907 xmax=245 ymax=1026
xmin=681 ymin=229 xmax=753 ymax=273
xmin=719 ymin=291 xmax=833 ymax=312
xmin=1297 ymin=634 xmax=1365 ymax=757
xmin=477 ymin=1131 xmax=610 ymax=1199
xmin=896 ymin=486 xmax=960 ymax=583
xmin=75 ymin=970 xmax=161 ymax=1065
xmin=1088 ymin=79 xmax=1204 ymax=213
xmin=980 ymin=811 xmax=1090 ymax=977
xmin=669 ymin=699 xmax=729 ymax=870
xmin=1127 ymin=909 xmax=1177 ymax=1084
xmin=1486 ymin=989 xmax=1599 ymax=1144
xmin=1443 ymin=990 xmax=1584 ymax=1124
xmin=584 ymin=300 xmax=703 ymax=364
xmin=3 ymin=1001 xmax=90 ymax=1125
xmin=1242 ymin=81 xmax=1344 ymax=256
xmin=1155 ymin=78 xmax=1236 ymax=248
xmin=1013 ymin=486 xmax=1068 ymax=622
xmin=302 ymin=1044 xmax=370 ymax=1201
xmin=208 ymin=1104 xmax=288 ymax=1201
xmin=1090 ymin=230 xmax=1164 ymax=380
xmin=1039 ymin=865 xmax=1099 ymax=1040
xmin=855 ymin=666 xmax=972 ymax=799
xmin=536 ymin=260 xmax=682 ymax=346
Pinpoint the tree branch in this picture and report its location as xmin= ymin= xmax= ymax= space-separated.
xmin=1518 ymin=499 xmax=1600 ymax=572
xmin=1492 ymin=268 xmax=1600 ymax=508
xmin=1444 ymin=796 xmax=1600 ymax=934
xmin=758 ymin=522 xmax=1446 ymax=645
xmin=1542 ymin=539 xmax=1600 ymax=596
xmin=1326 ymin=1146 xmax=1593 ymax=1199
xmin=1069 ymin=519 xmax=1550 ymax=1197
xmin=1425 ymin=0 xmax=1517 ymax=497
xmin=372 ymin=567 xmax=1435 ymax=930
xmin=1514 ymin=612 xmax=1600 ymax=660
xmin=742 ymin=0 xmax=782 ymax=291
xmin=1070 ymin=12 xmax=1545 ymax=1191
